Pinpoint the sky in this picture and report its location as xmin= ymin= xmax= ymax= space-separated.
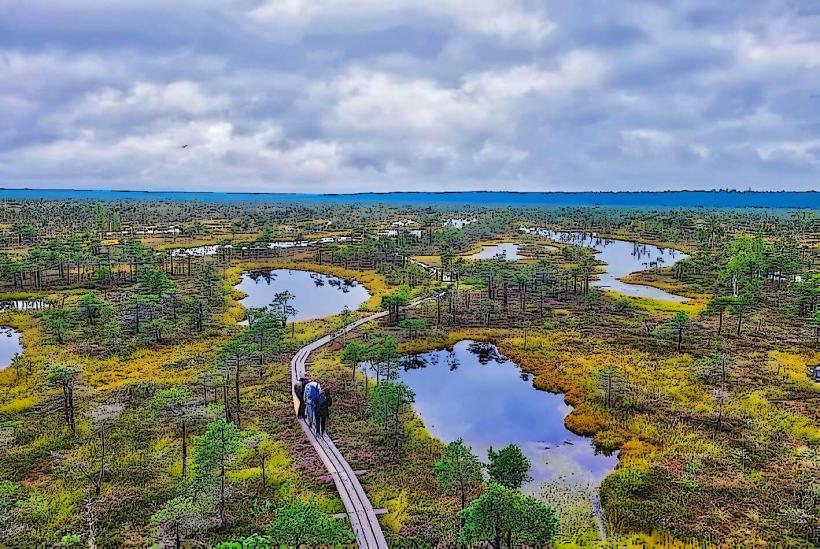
xmin=0 ymin=1 xmax=818 ymax=193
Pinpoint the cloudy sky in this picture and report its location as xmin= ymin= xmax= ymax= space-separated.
xmin=1 ymin=1 xmax=818 ymax=193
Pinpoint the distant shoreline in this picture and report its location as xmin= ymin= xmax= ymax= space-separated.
xmin=0 ymin=188 xmax=817 ymax=209
xmin=0 ymin=187 xmax=817 ymax=195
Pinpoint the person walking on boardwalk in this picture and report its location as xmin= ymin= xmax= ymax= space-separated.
xmin=304 ymin=379 xmax=322 ymax=429
xmin=316 ymin=388 xmax=332 ymax=437
xmin=294 ymin=377 xmax=307 ymax=419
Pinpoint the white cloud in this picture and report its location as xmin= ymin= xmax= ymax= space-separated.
xmin=320 ymin=51 xmax=605 ymax=145
xmin=321 ymin=69 xmax=491 ymax=140
xmin=463 ymin=52 xmax=606 ymax=100
xmin=691 ymin=144 xmax=710 ymax=160
xmin=735 ymin=31 xmax=820 ymax=69
xmin=755 ymin=139 xmax=820 ymax=165
xmin=715 ymin=108 xmax=784 ymax=130
xmin=92 ymin=82 xmax=229 ymax=116
xmin=0 ymin=119 xmax=344 ymax=188
xmin=620 ymin=129 xmax=709 ymax=160
xmin=0 ymin=50 xmax=127 ymax=95
xmin=473 ymin=142 xmax=528 ymax=164
xmin=50 ymin=82 xmax=230 ymax=132
xmin=244 ymin=0 xmax=554 ymax=44
xmin=0 ymin=1 xmax=817 ymax=192
xmin=620 ymin=129 xmax=675 ymax=156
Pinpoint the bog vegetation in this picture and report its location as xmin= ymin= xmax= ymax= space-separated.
xmin=0 ymin=198 xmax=816 ymax=546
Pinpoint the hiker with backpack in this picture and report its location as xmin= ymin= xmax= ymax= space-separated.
xmin=316 ymin=388 xmax=333 ymax=437
xmin=304 ymin=378 xmax=322 ymax=429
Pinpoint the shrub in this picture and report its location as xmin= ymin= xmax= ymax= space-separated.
xmin=266 ymin=499 xmax=354 ymax=545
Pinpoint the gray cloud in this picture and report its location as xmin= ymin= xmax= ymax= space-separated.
xmin=0 ymin=0 xmax=817 ymax=192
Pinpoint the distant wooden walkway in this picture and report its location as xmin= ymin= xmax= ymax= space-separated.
xmin=291 ymin=310 xmax=391 ymax=549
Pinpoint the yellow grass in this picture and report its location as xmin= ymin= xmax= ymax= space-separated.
xmin=554 ymin=530 xmax=715 ymax=548
xmin=410 ymin=255 xmax=441 ymax=268
xmin=396 ymin=324 xmax=750 ymax=476
xmin=0 ymin=307 xmax=225 ymax=403
xmin=0 ymin=394 xmax=39 ymax=414
xmin=150 ymin=232 xmax=260 ymax=250
xmin=602 ymin=290 xmax=707 ymax=315
xmin=768 ymin=350 xmax=820 ymax=389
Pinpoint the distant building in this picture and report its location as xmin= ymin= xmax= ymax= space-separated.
xmin=811 ymin=365 xmax=820 ymax=383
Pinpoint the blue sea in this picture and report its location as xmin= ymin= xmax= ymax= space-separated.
xmin=0 ymin=188 xmax=817 ymax=209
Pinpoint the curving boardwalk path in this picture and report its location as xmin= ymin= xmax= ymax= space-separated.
xmin=291 ymin=309 xmax=391 ymax=549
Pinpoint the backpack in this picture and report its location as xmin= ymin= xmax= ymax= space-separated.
xmin=305 ymin=381 xmax=320 ymax=402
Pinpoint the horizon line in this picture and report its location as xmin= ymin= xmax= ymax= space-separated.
xmin=0 ymin=187 xmax=817 ymax=196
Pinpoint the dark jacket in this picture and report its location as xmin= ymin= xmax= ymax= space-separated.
xmin=317 ymin=393 xmax=332 ymax=418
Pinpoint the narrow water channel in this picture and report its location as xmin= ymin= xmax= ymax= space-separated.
xmin=171 ymin=237 xmax=354 ymax=257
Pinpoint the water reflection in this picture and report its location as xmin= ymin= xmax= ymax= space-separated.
xmin=521 ymin=228 xmax=688 ymax=302
xmin=235 ymin=269 xmax=370 ymax=322
xmin=171 ymin=236 xmax=354 ymax=257
xmin=393 ymin=340 xmax=617 ymax=494
xmin=470 ymin=242 xmax=523 ymax=261
xmin=445 ymin=218 xmax=477 ymax=229
xmin=0 ymin=327 xmax=22 ymax=370
xmin=381 ymin=229 xmax=423 ymax=238
xmin=0 ymin=300 xmax=49 ymax=311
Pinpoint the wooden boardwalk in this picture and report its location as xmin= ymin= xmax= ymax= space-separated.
xmin=291 ymin=310 xmax=391 ymax=549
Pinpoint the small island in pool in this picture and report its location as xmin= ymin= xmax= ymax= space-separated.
xmin=235 ymin=269 xmax=371 ymax=322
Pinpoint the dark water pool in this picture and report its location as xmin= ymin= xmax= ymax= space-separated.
xmin=235 ymin=269 xmax=370 ymax=322
xmin=0 ymin=327 xmax=22 ymax=370
xmin=396 ymin=340 xmax=617 ymax=493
